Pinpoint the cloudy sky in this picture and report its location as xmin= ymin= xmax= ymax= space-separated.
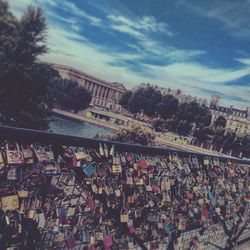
xmin=9 ymin=0 xmax=250 ymax=108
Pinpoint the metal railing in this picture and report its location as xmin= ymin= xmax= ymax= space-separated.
xmin=0 ymin=125 xmax=249 ymax=249
xmin=0 ymin=125 xmax=249 ymax=164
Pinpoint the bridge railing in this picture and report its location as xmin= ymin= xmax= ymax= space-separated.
xmin=0 ymin=125 xmax=249 ymax=250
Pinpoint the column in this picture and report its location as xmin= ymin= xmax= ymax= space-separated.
xmin=102 ymin=87 xmax=107 ymax=99
xmin=85 ymin=80 xmax=89 ymax=90
xmin=90 ymin=83 xmax=95 ymax=93
xmin=108 ymin=90 xmax=114 ymax=100
xmin=114 ymin=91 xmax=119 ymax=103
xmin=96 ymin=85 xmax=101 ymax=97
xmin=105 ymin=89 xmax=110 ymax=99
xmin=100 ymin=87 xmax=105 ymax=98
xmin=104 ymin=88 xmax=109 ymax=100
xmin=92 ymin=84 xmax=97 ymax=97
xmin=88 ymin=82 xmax=93 ymax=92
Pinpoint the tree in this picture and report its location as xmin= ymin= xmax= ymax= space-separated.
xmin=156 ymin=95 xmax=178 ymax=120
xmin=0 ymin=1 xmax=57 ymax=130
xmin=222 ymin=132 xmax=236 ymax=153
xmin=152 ymin=118 xmax=166 ymax=132
xmin=240 ymin=134 xmax=250 ymax=158
xmin=111 ymin=123 xmax=155 ymax=145
xmin=127 ymin=85 xmax=162 ymax=116
xmin=0 ymin=2 xmax=91 ymax=129
xmin=119 ymin=90 xmax=133 ymax=109
xmin=55 ymin=79 xmax=91 ymax=113
xmin=193 ymin=126 xmax=212 ymax=144
xmin=176 ymin=102 xmax=211 ymax=127
xmin=212 ymin=127 xmax=225 ymax=150
xmin=175 ymin=119 xmax=193 ymax=135
xmin=214 ymin=116 xmax=227 ymax=129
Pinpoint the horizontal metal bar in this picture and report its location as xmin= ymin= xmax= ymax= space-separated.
xmin=0 ymin=125 xmax=249 ymax=164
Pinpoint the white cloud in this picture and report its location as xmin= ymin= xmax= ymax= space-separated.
xmin=236 ymin=58 xmax=250 ymax=66
xmin=111 ymin=24 xmax=144 ymax=39
xmin=108 ymin=15 xmax=204 ymax=62
xmin=141 ymin=62 xmax=250 ymax=107
xmin=150 ymin=63 xmax=250 ymax=84
xmin=179 ymin=0 xmax=250 ymax=39
xmin=56 ymin=0 xmax=102 ymax=26
xmin=8 ymin=0 xmax=250 ymax=108
xmin=108 ymin=15 xmax=174 ymax=36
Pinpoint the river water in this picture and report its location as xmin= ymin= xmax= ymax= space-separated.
xmin=49 ymin=115 xmax=112 ymax=138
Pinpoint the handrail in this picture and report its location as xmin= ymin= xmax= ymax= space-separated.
xmin=0 ymin=125 xmax=249 ymax=164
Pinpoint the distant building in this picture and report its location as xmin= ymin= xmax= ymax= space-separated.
xmin=53 ymin=64 xmax=126 ymax=111
xmin=210 ymin=94 xmax=220 ymax=107
xmin=138 ymin=84 xmax=208 ymax=106
xmin=210 ymin=95 xmax=250 ymax=135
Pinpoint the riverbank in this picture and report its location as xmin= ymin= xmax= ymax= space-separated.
xmin=52 ymin=108 xmax=119 ymax=131
xmin=52 ymin=108 xmax=239 ymax=158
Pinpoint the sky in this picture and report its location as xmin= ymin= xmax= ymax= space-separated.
xmin=9 ymin=0 xmax=250 ymax=109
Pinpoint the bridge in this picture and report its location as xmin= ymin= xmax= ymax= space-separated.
xmin=0 ymin=125 xmax=249 ymax=249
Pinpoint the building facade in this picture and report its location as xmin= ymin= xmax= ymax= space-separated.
xmin=53 ymin=64 xmax=126 ymax=112
xmin=209 ymin=94 xmax=220 ymax=107
xmin=138 ymin=83 xmax=208 ymax=106
xmin=210 ymin=95 xmax=250 ymax=135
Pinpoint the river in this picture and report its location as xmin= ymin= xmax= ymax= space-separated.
xmin=49 ymin=115 xmax=112 ymax=138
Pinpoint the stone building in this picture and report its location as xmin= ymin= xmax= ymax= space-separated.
xmin=138 ymin=83 xmax=208 ymax=106
xmin=210 ymin=95 xmax=250 ymax=135
xmin=53 ymin=64 xmax=126 ymax=112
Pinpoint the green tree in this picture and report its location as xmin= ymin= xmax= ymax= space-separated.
xmin=238 ymin=134 xmax=250 ymax=158
xmin=214 ymin=115 xmax=227 ymax=128
xmin=222 ymin=132 xmax=236 ymax=153
xmin=194 ymin=125 xmax=212 ymax=144
xmin=175 ymin=119 xmax=193 ymax=135
xmin=127 ymin=85 xmax=162 ymax=116
xmin=0 ymin=1 xmax=58 ymax=129
xmin=55 ymin=79 xmax=91 ymax=113
xmin=176 ymin=102 xmax=211 ymax=127
xmin=212 ymin=127 xmax=225 ymax=150
xmin=111 ymin=123 xmax=155 ymax=145
xmin=152 ymin=118 xmax=166 ymax=132
xmin=119 ymin=90 xmax=133 ymax=109
xmin=156 ymin=94 xmax=178 ymax=119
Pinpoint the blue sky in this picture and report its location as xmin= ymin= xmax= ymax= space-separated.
xmin=10 ymin=0 xmax=250 ymax=108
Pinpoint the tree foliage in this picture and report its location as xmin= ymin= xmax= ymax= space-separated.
xmin=124 ymin=85 xmax=162 ymax=116
xmin=55 ymin=79 xmax=91 ymax=113
xmin=111 ymin=123 xmax=155 ymax=146
xmin=119 ymin=90 xmax=132 ymax=109
xmin=156 ymin=95 xmax=178 ymax=119
xmin=0 ymin=1 xmax=91 ymax=129
xmin=214 ymin=115 xmax=227 ymax=129
xmin=0 ymin=1 xmax=55 ymax=129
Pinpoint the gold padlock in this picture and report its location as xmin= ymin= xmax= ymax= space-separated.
xmin=90 ymin=233 xmax=96 ymax=245
xmin=98 ymin=187 xmax=103 ymax=194
xmin=115 ymin=189 xmax=121 ymax=197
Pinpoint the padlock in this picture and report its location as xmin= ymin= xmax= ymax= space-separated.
xmin=112 ymin=164 xmax=122 ymax=173
xmin=91 ymin=184 xmax=98 ymax=193
xmin=96 ymin=232 xmax=104 ymax=240
xmin=7 ymin=166 xmax=21 ymax=180
xmin=1 ymin=195 xmax=19 ymax=212
xmin=115 ymin=189 xmax=121 ymax=197
xmin=104 ymin=144 xmax=109 ymax=158
xmin=32 ymin=145 xmax=50 ymax=163
xmin=99 ymin=143 xmax=104 ymax=157
xmin=90 ymin=232 xmax=96 ymax=245
xmin=126 ymin=172 xmax=134 ymax=185
xmin=120 ymin=210 xmax=129 ymax=223
xmin=5 ymin=142 xmax=24 ymax=165
xmin=109 ymin=144 xmax=115 ymax=157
